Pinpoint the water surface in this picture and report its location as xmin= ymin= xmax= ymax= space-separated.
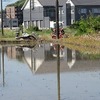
xmin=0 ymin=43 xmax=100 ymax=100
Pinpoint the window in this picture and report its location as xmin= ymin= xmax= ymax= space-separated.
xmin=44 ymin=7 xmax=55 ymax=21
xmin=80 ymin=8 xmax=87 ymax=13
xmin=13 ymin=20 xmax=17 ymax=23
xmin=92 ymin=8 xmax=100 ymax=13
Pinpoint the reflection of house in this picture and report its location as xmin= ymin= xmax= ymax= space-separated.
xmin=23 ymin=44 xmax=65 ymax=73
xmin=23 ymin=45 xmax=45 ymax=73
xmin=67 ymin=48 xmax=76 ymax=69
xmin=22 ymin=43 xmax=100 ymax=74
xmin=23 ymin=44 xmax=76 ymax=74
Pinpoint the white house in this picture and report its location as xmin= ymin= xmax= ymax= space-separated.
xmin=22 ymin=0 xmax=100 ymax=29
xmin=21 ymin=0 xmax=66 ymax=29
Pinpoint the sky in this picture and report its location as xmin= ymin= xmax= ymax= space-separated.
xmin=1 ymin=0 xmax=18 ymax=9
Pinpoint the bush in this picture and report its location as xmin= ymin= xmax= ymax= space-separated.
xmin=70 ymin=15 xmax=100 ymax=35
xmin=33 ymin=26 xmax=39 ymax=31
xmin=26 ymin=26 xmax=39 ymax=33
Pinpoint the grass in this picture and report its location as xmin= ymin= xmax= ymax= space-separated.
xmin=0 ymin=28 xmax=100 ymax=48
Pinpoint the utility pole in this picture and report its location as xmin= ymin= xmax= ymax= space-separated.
xmin=30 ymin=0 xmax=32 ymax=27
xmin=56 ymin=0 xmax=59 ymax=39
xmin=1 ymin=0 xmax=4 ymax=36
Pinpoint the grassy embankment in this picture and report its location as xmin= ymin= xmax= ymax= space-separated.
xmin=0 ymin=23 xmax=100 ymax=54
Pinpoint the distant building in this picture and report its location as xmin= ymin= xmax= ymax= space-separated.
xmin=5 ymin=6 xmax=23 ymax=27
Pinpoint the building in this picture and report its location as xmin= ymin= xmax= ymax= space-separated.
xmin=64 ymin=0 xmax=100 ymax=26
xmin=22 ymin=0 xmax=66 ymax=29
xmin=22 ymin=0 xmax=100 ymax=29
xmin=5 ymin=6 xmax=23 ymax=27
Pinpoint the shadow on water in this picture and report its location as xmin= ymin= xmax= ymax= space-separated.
xmin=0 ymin=43 xmax=100 ymax=100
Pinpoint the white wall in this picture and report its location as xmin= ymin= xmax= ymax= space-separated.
xmin=24 ymin=0 xmax=43 ymax=10
xmin=66 ymin=0 xmax=74 ymax=6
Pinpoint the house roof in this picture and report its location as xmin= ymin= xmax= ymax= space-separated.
xmin=39 ymin=0 xmax=100 ymax=6
xmin=21 ymin=0 xmax=66 ymax=10
xmin=38 ymin=0 xmax=66 ymax=6
xmin=71 ymin=0 xmax=100 ymax=5
xmin=22 ymin=0 xmax=100 ymax=10
xmin=21 ymin=0 xmax=28 ymax=10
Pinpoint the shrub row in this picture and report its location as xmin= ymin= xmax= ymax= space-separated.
xmin=70 ymin=15 xmax=100 ymax=35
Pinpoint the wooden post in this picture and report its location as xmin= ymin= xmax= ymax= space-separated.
xmin=30 ymin=0 xmax=32 ymax=26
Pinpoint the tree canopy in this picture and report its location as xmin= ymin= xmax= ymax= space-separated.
xmin=7 ymin=0 xmax=26 ymax=7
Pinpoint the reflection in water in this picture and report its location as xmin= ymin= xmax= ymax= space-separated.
xmin=56 ymin=44 xmax=61 ymax=100
xmin=50 ymin=43 xmax=65 ymax=58
xmin=0 ymin=47 xmax=5 ymax=86
xmin=67 ymin=48 xmax=76 ymax=69
xmin=23 ymin=44 xmax=45 ymax=73
xmin=0 ymin=48 xmax=1 ymax=74
xmin=0 ymin=44 xmax=100 ymax=100
xmin=0 ymin=44 xmax=77 ymax=76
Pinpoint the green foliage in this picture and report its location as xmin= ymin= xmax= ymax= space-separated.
xmin=70 ymin=15 xmax=100 ymax=36
xmin=7 ymin=0 xmax=26 ymax=7
xmin=33 ymin=26 xmax=39 ymax=31
xmin=0 ymin=29 xmax=16 ymax=38
xmin=19 ymin=25 xmax=23 ymax=33
xmin=26 ymin=26 xmax=39 ymax=32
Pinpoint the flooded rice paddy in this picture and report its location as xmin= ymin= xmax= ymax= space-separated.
xmin=0 ymin=43 xmax=100 ymax=100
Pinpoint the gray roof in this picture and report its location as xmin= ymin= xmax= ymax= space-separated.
xmin=38 ymin=0 xmax=100 ymax=6
xmin=71 ymin=0 xmax=100 ymax=5
xmin=38 ymin=0 xmax=66 ymax=6
xmin=22 ymin=0 xmax=100 ymax=10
